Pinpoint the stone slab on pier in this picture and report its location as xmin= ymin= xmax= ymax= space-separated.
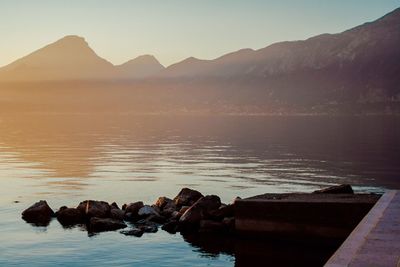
xmin=235 ymin=193 xmax=380 ymax=239
xmin=325 ymin=190 xmax=400 ymax=267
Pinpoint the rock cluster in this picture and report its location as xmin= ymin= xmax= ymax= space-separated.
xmin=21 ymin=187 xmax=236 ymax=236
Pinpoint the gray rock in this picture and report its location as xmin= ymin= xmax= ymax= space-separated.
xmin=22 ymin=200 xmax=54 ymax=225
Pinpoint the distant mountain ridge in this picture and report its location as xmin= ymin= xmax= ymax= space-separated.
xmin=0 ymin=8 xmax=399 ymax=114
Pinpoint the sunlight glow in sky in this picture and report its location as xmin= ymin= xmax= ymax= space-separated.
xmin=0 ymin=0 xmax=399 ymax=67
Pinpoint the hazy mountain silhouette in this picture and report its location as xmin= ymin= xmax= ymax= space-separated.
xmin=116 ymin=55 xmax=165 ymax=79
xmin=0 ymin=35 xmax=116 ymax=81
xmin=0 ymin=8 xmax=399 ymax=113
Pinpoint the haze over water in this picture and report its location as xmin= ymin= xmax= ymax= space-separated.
xmin=1 ymin=111 xmax=399 ymax=266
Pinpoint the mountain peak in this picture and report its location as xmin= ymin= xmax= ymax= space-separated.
xmin=52 ymin=35 xmax=89 ymax=48
xmin=121 ymin=54 xmax=162 ymax=66
xmin=0 ymin=35 xmax=113 ymax=81
xmin=117 ymin=54 xmax=165 ymax=78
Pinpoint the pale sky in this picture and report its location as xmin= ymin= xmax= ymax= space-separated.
xmin=0 ymin=0 xmax=399 ymax=67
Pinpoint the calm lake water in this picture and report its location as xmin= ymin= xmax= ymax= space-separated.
xmin=0 ymin=114 xmax=399 ymax=266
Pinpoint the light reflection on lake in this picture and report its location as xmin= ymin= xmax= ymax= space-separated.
xmin=0 ymin=113 xmax=399 ymax=266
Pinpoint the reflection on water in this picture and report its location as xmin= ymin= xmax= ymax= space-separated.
xmin=0 ymin=113 xmax=399 ymax=266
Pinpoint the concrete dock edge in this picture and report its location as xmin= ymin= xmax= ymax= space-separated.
xmin=324 ymin=190 xmax=398 ymax=267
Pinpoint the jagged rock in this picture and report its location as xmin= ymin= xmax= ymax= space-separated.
xmin=76 ymin=200 xmax=111 ymax=219
xmin=110 ymin=202 xmax=120 ymax=210
xmin=22 ymin=200 xmax=54 ymax=225
xmin=199 ymin=220 xmax=225 ymax=232
xmin=56 ymin=207 xmax=84 ymax=226
xmin=110 ymin=208 xmax=125 ymax=220
xmin=162 ymin=220 xmax=179 ymax=234
xmin=179 ymin=195 xmax=221 ymax=227
xmin=155 ymin=196 xmax=173 ymax=209
xmin=89 ymin=217 xmax=127 ymax=232
xmin=120 ymin=228 xmax=144 ymax=237
xmin=138 ymin=205 xmax=160 ymax=217
xmin=124 ymin=201 xmax=144 ymax=219
xmin=313 ymin=184 xmax=354 ymax=194
xmin=173 ymin=188 xmax=203 ymax=207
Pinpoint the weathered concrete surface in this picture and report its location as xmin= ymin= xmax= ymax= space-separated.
xmin=324 ymin=190 xmax=400 ymax=267
xmin=235 ymin=193 xmax=380 ymax=239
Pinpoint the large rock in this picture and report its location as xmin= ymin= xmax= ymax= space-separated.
xmin=173 ymin=188 xmax=203 ymax=208
xmin=89 ymin=217 xmax=127 ymax=232
xmin=155 ymin=197 xmax=173 ymax=209
xmin=76 ymin=200 xmax=111 ymax=219
xmin=124 ymin=201 xmax=144 ymax=219
xmin=22 ymin=200 xmax=54 ymax=225
xmin=56 ymin=207 xmax=84 ymax=226
xmin=179 ymin=195 xmax=221 ymax=226
xmin=313 ymin=184 xmax=354 ymax=194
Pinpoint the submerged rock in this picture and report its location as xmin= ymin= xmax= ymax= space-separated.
xmin=173 ymin=188 xmax=203 ymax=208
xmin=139 ymin=224 xmax=158 ymax=233
xmin=22 ymin=200 xmax=54 ymax=225
xmin=77 ymin=200 xmax=111 ymax=219
xmin=120 ymin=228 xmax=144 ymax=237
xmin=313 ymin=184 xmax=354 ymax=194
xmin=89 ymin=217 xmax=127 ymax=232
xmin=56 ymin=207 xmax=84 ymax=226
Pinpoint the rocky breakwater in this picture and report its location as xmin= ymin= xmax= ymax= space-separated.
xmin=21 ymin=187 xmax=236 ymax=237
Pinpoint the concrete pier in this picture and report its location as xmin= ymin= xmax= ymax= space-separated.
xmin=235 ymin=193 xmax=379 ymax=239
xmin=324 ymin=190 xmax=400 ymax=267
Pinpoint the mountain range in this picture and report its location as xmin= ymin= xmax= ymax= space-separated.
xmin=0 ymin=8 xmax=399 ymax=114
